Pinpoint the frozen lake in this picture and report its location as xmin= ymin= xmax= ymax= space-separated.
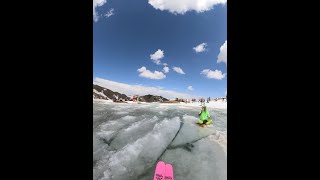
xmin=93 ymin=101 xmax=227 ymax=180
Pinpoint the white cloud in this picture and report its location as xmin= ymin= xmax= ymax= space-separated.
xmin=217 ymin=40 xmax=227 ymax=65
xmin=173 ymin=67 xmax=185 ymax=75
xmin=105 ymin=8 xmax=114 ymax=18
xmin=148 ymin=0 xmax=227 ymax=14
xmin=137 ymin=66 xmax=166 ymax=80
xmin=93 ymin=77 xmax=198 ymax=99
xmin=163 ymin=63 xmax=168 ymax=66
xmin=93 ymin=0 xmax=107 ymax=22
xmin=201 ymin=69 xmax=226 ymax=80
xmin=150 ymin=49 xmax=164 ymax=65
xmin=193 ymin=43 xmax=208 ymax=53
xmin=163 ymin=66 xmax=170 ymax=73
xmin=187 ymin=86 xmax=194 ymax=91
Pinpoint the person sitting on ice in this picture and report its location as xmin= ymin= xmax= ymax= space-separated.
xmin=198 ymin=106 xmax=212 ymax=127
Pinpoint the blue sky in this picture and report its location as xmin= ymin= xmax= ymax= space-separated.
xmin=93 ymin=0 xmax=227 ymax=99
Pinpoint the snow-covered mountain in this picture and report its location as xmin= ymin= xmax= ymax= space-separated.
xmin=93 ymin=84 xmax=128 ymax=100
xmin=93 ymin=84 xmax=169 ymax=102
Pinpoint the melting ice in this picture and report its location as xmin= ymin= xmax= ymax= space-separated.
xmin=93 ymin=101 xmax=227 ymax=180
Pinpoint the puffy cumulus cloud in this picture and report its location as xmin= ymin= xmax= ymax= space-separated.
xmin=173 ymin=67 xmax=185 ymax=75
xmin=217 ymin=40 xmax=227 ymax=65
xmin=193 ymin=43 xmax=208 ymax=53
xmin=93 ymin=0 xmax=107 ymax=22
xmin=200 ymin=69 xmax=226 ymax=80
xmin=163 ymin=66 xmax=170 ymax=73
xmin=187 ymin=86 xmax=194 ymax=91
xmin=150 ymin=49 xmax=164 ymax=65
xmin=148 ymin=0 xmax=227 ymax=14
xmin=137 ymin=66 xmax=166 ymax=80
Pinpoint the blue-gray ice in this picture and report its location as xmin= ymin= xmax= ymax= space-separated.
xmin=93 ymin=102 xmax=227 ymax=180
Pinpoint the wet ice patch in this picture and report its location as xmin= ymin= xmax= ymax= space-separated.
xmin=169 ymin=115 xmax=216 ymax=148
xmin=97 ymin=116 xmax=138 ymax=143
xmin=93 ymin=101 xmax=227 ymax=180
xmin=208 ymin=131 xmax=227 ymax=155
xmin=96 ymin=131 xmax=116 ymax=142
xmin=159 ymin=138 xmax=227 ymax=180
xmin=93 ymin=134 xmax=110 ymax=165
xmin=100 ymin=115 xmax=137 ymax=130
xmin=115 ymin=111 xmax=129 ymax=115
xmin=110 ymin=116 xmax=160 ymax=150
xmin=100 ymin=117 xmax=180 ymax=180
xmin=121 ymin=115 xmax=136 ymax=121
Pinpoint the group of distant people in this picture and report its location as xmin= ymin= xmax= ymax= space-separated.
xmin=197 ymin=97 xmax=211 ymax=105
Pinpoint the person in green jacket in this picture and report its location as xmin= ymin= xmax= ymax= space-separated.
xmin=198 ymin=106 xmax=212 ymax=126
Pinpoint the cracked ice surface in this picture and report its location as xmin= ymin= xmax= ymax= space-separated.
xmin=93 ymin=101 xmax=227 ymax=180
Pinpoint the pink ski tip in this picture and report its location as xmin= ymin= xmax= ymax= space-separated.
xmin=164 ymin=163 xmax=174 ymax=180
xmin=154 ymin=161 xmax=166 ymax=180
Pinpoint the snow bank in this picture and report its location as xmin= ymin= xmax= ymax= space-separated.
xmin=93 ymin=99 xmax=113 ymax=103
xmin=93 ymin=99 xmax=227 ymax=109
xmin=163 ymin=100 xmax=227 ymax=110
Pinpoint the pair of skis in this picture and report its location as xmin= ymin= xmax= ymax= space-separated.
xmin=153 ymin=161 xmax=174 ymax=180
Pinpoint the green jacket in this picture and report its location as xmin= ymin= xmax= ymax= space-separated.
xmin=199 ymin=110 xmax=210 ymax=120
